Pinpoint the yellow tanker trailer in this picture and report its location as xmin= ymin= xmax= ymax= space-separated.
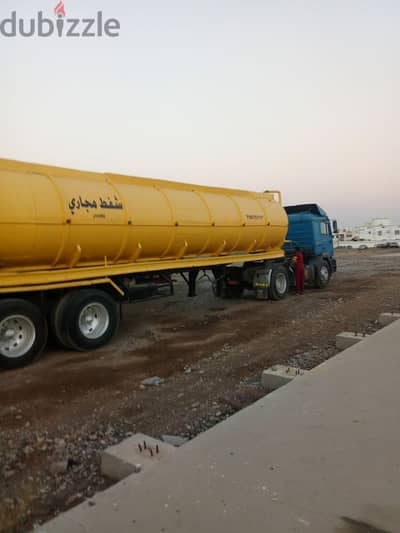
xmin=0 ymin=158 xmax=289 ymax=368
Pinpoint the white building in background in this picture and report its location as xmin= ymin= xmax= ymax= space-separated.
xmin=356 ymin=218 xmax=400 ymax=242
xmin=336 ymin=218 xmax=400 ymax=248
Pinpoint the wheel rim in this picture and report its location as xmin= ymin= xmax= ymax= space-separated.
xmin=320 ymin=265 xmax=329 ymax=282
xmin=275 ymin=273 xmax=288 ymax=294
xmin=78 ymin=303 xmax=110 ymax=339
xmin=0 ymin=315 xmax=36 ymax=358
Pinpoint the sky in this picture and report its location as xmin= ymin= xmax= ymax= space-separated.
xmin=1 ymin=0 xmax=399 ymax=227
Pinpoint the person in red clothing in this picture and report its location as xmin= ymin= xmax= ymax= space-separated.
xmin=294 ymin=246 xmax=305 ymax=295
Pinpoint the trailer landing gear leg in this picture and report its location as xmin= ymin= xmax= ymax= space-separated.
xmin=188 ymin=270 xmax=199 ymax=297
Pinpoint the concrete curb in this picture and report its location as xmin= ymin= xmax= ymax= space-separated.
xmin=101 ymin=433 xmax=176 ymax=481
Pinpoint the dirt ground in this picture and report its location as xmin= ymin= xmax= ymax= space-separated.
xmin=1 ymin=249 xmax=400 ymax=532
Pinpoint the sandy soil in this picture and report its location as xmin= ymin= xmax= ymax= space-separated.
xmin=1 ymin=249 xmax=400 ymax=532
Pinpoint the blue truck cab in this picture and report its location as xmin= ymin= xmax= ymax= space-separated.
xmin=211 ymin=203 xmax=337 ymax=301
xmin=284 ymin=204 xmax=337 ymax=288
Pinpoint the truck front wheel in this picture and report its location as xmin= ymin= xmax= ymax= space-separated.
xmin=0 ymin=299 xmax=48 ymax=369
xmin=268 ymin=266 xmax=289 ymax=300
xmin=314 ymin=260 xmax=331 ymax=289
xmin=51 ymin=289 xmax=120 ymax=352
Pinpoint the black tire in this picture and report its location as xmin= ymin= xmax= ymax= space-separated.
xmin=49 ymin=294 xmax=76 ymax=350
xmin=0 ymin=299 xmax=48 ymax=369
xmin=53 ymin=289 xmax=120 ymax=352
xmin=268 ymin=266 xmax=289 ymax=300
xmin=314 ymin=260 xmax=331 ymax=289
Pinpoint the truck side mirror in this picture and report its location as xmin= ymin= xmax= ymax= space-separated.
xmin=332 ymin=220 xmax=338 ymax=234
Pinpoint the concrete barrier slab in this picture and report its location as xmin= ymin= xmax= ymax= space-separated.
xmin=101 ymin=433 xmax=175 ymax=481
xmin=261 ymin=365 xmax=308 ymax=391
xmin=379 ymin=312 xmax=400 ymax=327
xmin=336 ymin=331 xmax=369 ymax=350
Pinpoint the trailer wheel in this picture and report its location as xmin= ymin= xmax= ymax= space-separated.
xmin=0 ymin=299 xmax=48 ymax=369
xmin=268 ymin=266 xmax=289 ymax=300
xmin=49 ymin=294 xmax=76 ymax=350
xmin=314 ymin=260 xmax=331 ymax=289
xmin=54 ymin=290 xmax=120 ymax=352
